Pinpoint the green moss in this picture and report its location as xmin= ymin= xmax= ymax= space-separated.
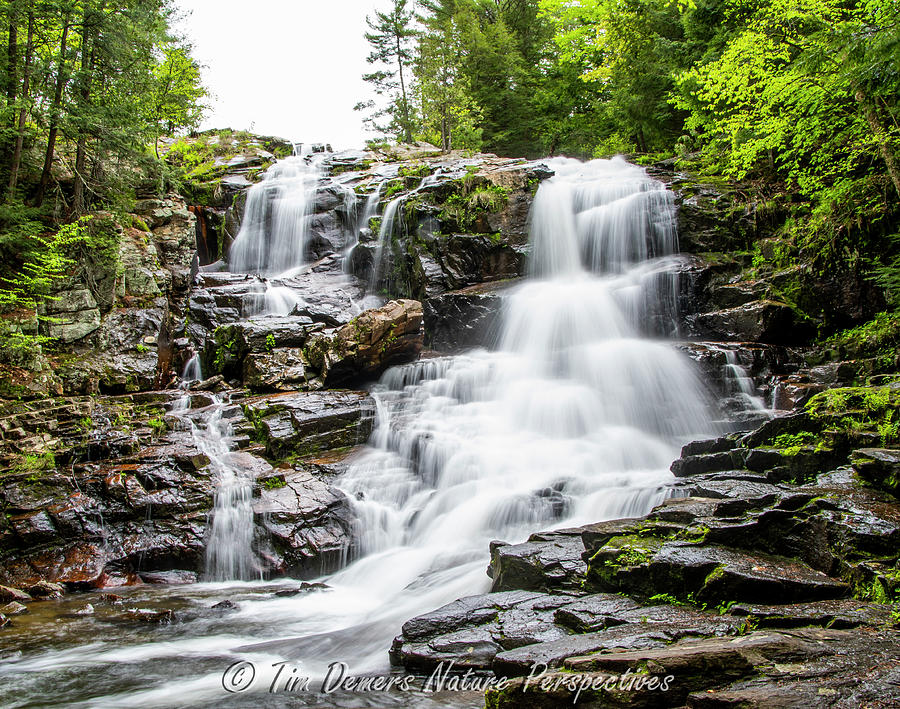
xmin=331 ymin=160 xmax=374 ymax=175
xmin=15 ymin=451 xmax=56 ymax=479
xmin=438 ymin=185 xmax=509 ymax=232
xmin=399 ymin=163 xmax=431 ymax=179
xmin=130 ymin=215 xmax=150 ymax=232
xmin=383 ymin=180 xmax=406 ymax=199
xmin=806 ymin=385 xmax=900 ymax=446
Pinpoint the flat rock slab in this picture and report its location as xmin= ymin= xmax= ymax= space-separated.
xmin=393 ymin=590 xmax=576 ymax=671
xmin=852 ymin=447 xmax=900 ymax=496
xmin=589 ymin=539 xmax=849 ymax=604
xmin=485 ymin=628 xmax=900 ymax=708
xmin=727 ymin=598 xmax=895 ymax=629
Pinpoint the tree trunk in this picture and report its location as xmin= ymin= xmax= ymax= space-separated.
xmin=5 ymin=5 xmax=16 ymax=108
xmin=2 ymin=4 xmax=18 ymax=183
xmin=396 ymin=32 xmax=412 ymax=143
xmin=34 ymin=16 xmax=71 ymax=207
xmin=72 ymin=13 xmax=98 ymax=216
xmin=7 ymin=6 xmax=33 ymax=198
xmin=856 ymin=89 xmax=900 ymax=199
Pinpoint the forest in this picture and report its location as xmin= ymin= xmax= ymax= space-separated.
xmin=0 ymin=0 xmax=204 ymax=351
xmin=361 ymin=0 xmax=900 ymax=310
xmin=1 ymin=2 xmax=900 ymax=705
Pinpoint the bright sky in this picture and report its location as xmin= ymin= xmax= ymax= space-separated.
xmin=172 ymin=0 xmax=384 ymax=150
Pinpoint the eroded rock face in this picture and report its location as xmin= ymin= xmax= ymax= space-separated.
xmin=244 ymin=391 xmax=375 ymax=460
xmin=254 ymin=466 xmax=355 ymax=578
xmin=0 ymin=388 xmax=375 ymax=588
xmin=305 ymin=299 xmax=424 ymax=386
xmin=424 ymin=280 xmax=509 ymax=352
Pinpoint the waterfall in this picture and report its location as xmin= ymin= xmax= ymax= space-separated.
xmin=343 ymin=181 xmax=383 ymax=273
xmin=0 ymin=157 xmax=729 ymax=705
xmin=242 ymin=280 xmax=302 ymax=317
xmin=181 ymin=354 xmax=202 ymax=383
xmin=267 ymin=156 xmax=721 ymax=671
xmin=199 ymin=400 xmax=261 ymax=581
xmin=168 ymin=395 xmax=262 ymax=582
xmin=369 ymin=196 xmax=403 ymax=292
xmin=723 ymin=348 xmax=772 ymax=415
xmin=228 ymin=155 xmax=323 ymax=275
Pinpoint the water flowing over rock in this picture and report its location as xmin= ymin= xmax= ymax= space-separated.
xmin=243 ymin=156 xmax=720 ymax=676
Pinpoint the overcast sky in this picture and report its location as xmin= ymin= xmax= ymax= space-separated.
xmin=173 ymin=0 xmax=384 ymax=150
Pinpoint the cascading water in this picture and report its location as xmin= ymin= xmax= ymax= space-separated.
xmin=370 ymin=196 xmax=403 ymax=292
xmin=0 ymin=157 xmax=724 ymax=707
xmin=227 ymin=156 xmax=720 ymax=673
xmin=169 ymin=392 xmax=262 ymax=582
xmin=228 ymin=155 xmax=323 ymax=275
xmin=343 ymin=181 xmax=383 ymax=274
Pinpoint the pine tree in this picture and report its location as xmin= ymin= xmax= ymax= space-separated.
xmin=357 ymin=0 xmax=418 ymax=144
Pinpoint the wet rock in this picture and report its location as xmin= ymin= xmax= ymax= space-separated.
xmin=424 ymin=280 xmax=509 ymax=352
xmin=254 ymin=467 xmax=355 ymax=578
xmin=0 ymin=601 xmax=27 ymax=615
xmin=273 ymin=582 xmax=331 ymax=597
xmin=489 ymin=530 xmax=586 ymax=593
xmin=670 ymin=451 xmax=737 ymax=477
xmin=727 ymin=598 xmax=894 ymax=629
xmin=28 ymin=581 xmax=65 ymax=599
xmin=0 ymin=586 xmax=32 ymax=604
xmin=587 ymin=538 xmax=849 ymax=605
xmin=392 ymin=591 xmax=575 ymax=671
xmin=305 ymin=299 xmax=424 ymax=386
xmin=120 ymin=608 xmax=175 ymax=624
xmin=244 ymin=390 xmax=374 ymax=459
xmin=138 ymin=570 xmax=199 ymax=585
xmin=851 ymin=448 xmax=900 ymax=496
xmin=689 ymin=300 xmax=808 ymax=345
xmin=211 ymin=599 xmax=238 ymax=610
xmin=243 ymin=349 xmax=312 ymax=392
xmin=0 ymin=613 xmax=8 ymax=629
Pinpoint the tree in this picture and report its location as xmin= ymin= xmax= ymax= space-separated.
xmin=416 ymin=0 xmax=482 ymax=151
xmin=148 ymin=43 xmax=207 ymax=158
xmin=357 ymin=0 xmax=418 ymax=143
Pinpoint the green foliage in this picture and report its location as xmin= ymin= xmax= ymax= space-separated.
xmin=438 ymin=184 xmax=509 ymax=231
xmin=823 ymin=312 xmax=900 ymax=361
xmin=261 ymin=476 xmax=287 ymax=490
xmin=383 ymin=180 xmax=406 ymax=199
xmin=15 ymin=451 xmax=56 ymax=478
xmin=398 ymin=163 xmax=431 ymax=179
xmin=806 ymin=385 xmax=900 ymax=445
xmin=0 ymin=218 xmax=94 ymax=353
